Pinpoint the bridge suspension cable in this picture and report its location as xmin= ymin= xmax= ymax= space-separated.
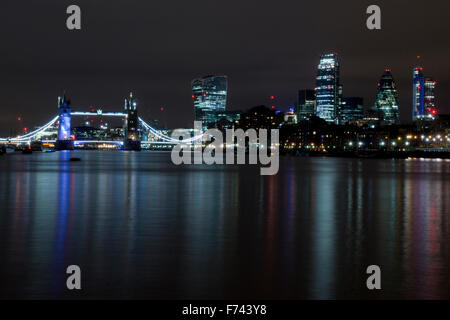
xmin=0 ymin=116 xmax=59 ymax=142
xmin=138 ymin=117 xmax=204 ymax=143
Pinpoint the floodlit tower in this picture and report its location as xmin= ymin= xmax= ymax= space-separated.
xmin=192 ymin=75 xmax=227 ymax=128
xmin=123 ymin=92 xmax=141 ymax=151
xmin=412 ymin=66 xmax=437 ymax=121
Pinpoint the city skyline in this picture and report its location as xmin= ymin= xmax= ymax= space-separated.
xmin=1 ymin=54 xmax=443 ymax=136
xmin=0 ymin=51 xmax=446 ymax=135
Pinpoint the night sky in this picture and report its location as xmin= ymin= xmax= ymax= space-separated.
xmin=1 ymin=0 xmax=449 ymax=135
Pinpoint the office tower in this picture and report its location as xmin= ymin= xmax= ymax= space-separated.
xmin=192 ymin=75 xmax=228 ymax=126
xmin=374 ymin=69 xmax=400 ymax=125
xmin=337 ymin=84 xmax=344 ymax=121
xmin=340 ymin=97 xmax=364 ymax=123
xmin=296 ymin=89 xmax=316 ymax=119
xmin=315 ymin=53 xmax=341 ymax=122
xmin=412 ymin=67 xmax=425 ymax=121
xmin=424 ymin=78 xmax=437 ymax=119
xmin=412 ymin=67 xmax=437 ymax=121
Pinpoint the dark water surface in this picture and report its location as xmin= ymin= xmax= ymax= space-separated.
xmin=0 ymin=151 xmax=449 ymax=299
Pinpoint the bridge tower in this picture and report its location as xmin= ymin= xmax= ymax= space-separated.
xmin=55 ymin=93 xmax=74 ymax=150
xmin=123 ymin=92 xmax=141 ymax=151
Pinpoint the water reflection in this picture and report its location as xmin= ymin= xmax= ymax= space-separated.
xmin=0 ymin=152 xmax=449 ymax=299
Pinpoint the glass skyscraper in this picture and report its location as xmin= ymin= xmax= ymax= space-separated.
xmin=296 ymin=89 xmax=316 ymax=119
xmin=192 ymin=75 xmax=228 ymax=126
xmin=340 ymin=97 xmax=364 ymax=123
xmin=315 ymin=53 xmax=341 ymax=122
xmin=412 ymin=67 xmax=437 ymax=121
xmin=412 ymin=67 xmax=425 ymax=121
xmin=374 ymin=69 xmax=399 ymax=125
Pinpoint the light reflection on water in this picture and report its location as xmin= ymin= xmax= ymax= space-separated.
xmin=0 ymin=151 xmax=449 ymax=299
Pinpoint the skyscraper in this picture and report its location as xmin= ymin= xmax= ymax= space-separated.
xmin=412 ymin=67 xmax=437 ymax=121
xmin=374 ymin=69 xmax=399 ymax=125
xmin=424 ymin=78 xmax=437 ymax=118
xmin=315 ymin=53 xmax=341 ymax=122
xmin=192 ymin=75 xmax=228 ymax=127
xmin=340 ymin=97 xmax=364 ymax=123
xmin=412 ymin=67 xmax=425 ymax=121
xmin=296 ymin=89 xmax=316 ymax=119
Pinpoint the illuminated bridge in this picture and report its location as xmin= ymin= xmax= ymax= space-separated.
xmin=0 ymin=93 xmax=202 ymax=150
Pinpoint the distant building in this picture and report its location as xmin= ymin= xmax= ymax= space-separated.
xmin=214 ymin=110 xmax=241 ymax=123
xmin=340 ymin=97 xmax=364 ymax=123
xmin=374 ymin=69 xmax=400 ymax=125
xmin=284 ymin=107 xmax=298 ymax=124
xmin=413 ymin=67 xmax=437 ymax=121
xmin=435 ymin=114 xmax=450 ymax=132
xmin=315 ymin=53 xmax=341 ymax=122
xmin=284 ymin=114 xmax=297 ymax=124
xmin=192 ymin=75 xmax=228 ymax=128
xmin=73 ymin=126 xmax=105 ymax=140
xmin=296 ymin=89 xmax=316 ymax=119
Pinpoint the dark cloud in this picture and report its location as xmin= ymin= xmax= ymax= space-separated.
xmin=1 ymin=0 xmax=449 ymax=134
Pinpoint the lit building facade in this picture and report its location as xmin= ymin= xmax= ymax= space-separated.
xmin=412 ymin=67 xmax=437 ymax=121
xmin=424 ymin=79 xmax=437 ymax=118
xmin=192 ymin=75 xmax=228 ymax=127
xmin=296 ymin=89 xmax=316 ymax=119
xmin=340 ymin=97 xmax=364 ymax=123
xmin=374 ymin=69 xmax=399 ymax=125
xmin=57 ymin=94 xmax=71 ymax=141
xmin=315 ymin=53 xmax=341 ymax=122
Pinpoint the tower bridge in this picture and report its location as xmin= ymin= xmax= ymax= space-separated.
xmin=0 ymin=92 xmax=203 ymax=150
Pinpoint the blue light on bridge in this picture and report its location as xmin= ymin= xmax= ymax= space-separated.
xmin=58 ymin=113 xmax=71 ymax=140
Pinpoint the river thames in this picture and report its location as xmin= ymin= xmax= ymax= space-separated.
xmin=0 ymin=151 xmax=449 ymax=299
